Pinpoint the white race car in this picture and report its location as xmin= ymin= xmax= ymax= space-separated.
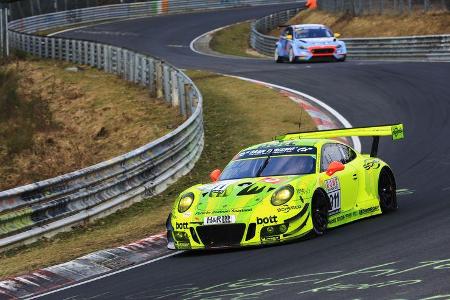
xmin=275 ymin=24 xmax=347 ymax=63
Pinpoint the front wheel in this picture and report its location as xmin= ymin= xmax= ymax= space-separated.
xmin=311 ymin=190 xmax=329 ymax=236
xmin=378 ymin=167 xmax=397 ymax=213
xmin=288 ymin=48 xmax=297 ymax=63
xmin=274 ymin=48 xmax=283 ymax=63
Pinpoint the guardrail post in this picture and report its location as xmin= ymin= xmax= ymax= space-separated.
xmin=163 ymin=65 xmax=171 ymax=103
xmin=134 ymin=53 xmax=140 ymax=84
xmin=0 ymin=7 xmax=9 ymax=57
xmin=103 ymin=45 xmax=109 ymax=72
xmin=96 ymin=44 xmax=102 ymax=69
xmin=184 ymin=84 xmax=193 ymax=116
xmin=178 ymin=74 xmax=187 ymax=117
xmin=155 ymin=60 xmax=163 ymax=99
xmin=171 ymin=69 xmax=180 ymax=107
xmin=148 ymin=58 xmax=156 ymax=97
xmin=83 ymin=41 xmax=88 ymax=65
xmin=44 ymin=37 xmax=49 ymax=58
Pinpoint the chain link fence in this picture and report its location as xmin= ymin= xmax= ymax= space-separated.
xmin=317 ymin=0 xmax=450 ymax=14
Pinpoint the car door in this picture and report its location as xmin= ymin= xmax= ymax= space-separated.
xmin=320 ymin=143 xmax=359 ymax=215
xmin=279 ymin=27 xmax=293 ymax=56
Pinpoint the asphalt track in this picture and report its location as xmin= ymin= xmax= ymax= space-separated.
xmin=42 ymin=4 xmax=450 ymax=300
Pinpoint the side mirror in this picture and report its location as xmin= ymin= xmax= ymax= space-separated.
xmin=210 ymin=169 xmax=221 ymax=182
xmin=326 ymin=161 xmax=345 ymax=176
xmin=334 ymin=33 xmax=341 ymax=38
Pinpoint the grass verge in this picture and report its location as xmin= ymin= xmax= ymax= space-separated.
xmin=0 ymin=57 xmax=182 ymax=191
xmin=269 ymin=9 xmax=450 ymax=37
xmin=0 ymin=70 xmax=315 ymax=279
xmin=209 ymin=21 xmax=264 ymax=58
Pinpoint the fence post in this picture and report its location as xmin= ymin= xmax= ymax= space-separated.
xmin=0 ymin=7 xmax=9 ymax=57
xmin=155 ymin=61 xmax=163 ymax=99
xmin=171 ymin=69 xmax=179 ymax=107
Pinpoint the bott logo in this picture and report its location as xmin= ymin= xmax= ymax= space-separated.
xmin=176 ymin=222 xmax=188 ymax=229
xmin=257 ymin=216 xmax=278 ymax=224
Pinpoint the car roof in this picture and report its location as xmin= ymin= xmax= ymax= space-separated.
xmin=292 ymin=24 xmax=328 ymax=29
xmin=239 ymin=138 xmax=338 ymax=152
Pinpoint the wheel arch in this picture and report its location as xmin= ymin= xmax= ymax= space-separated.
xmin=313 ymin=187 xmax=331 ymax=211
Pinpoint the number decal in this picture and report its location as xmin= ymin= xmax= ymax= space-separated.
xmin=324 ymin=177 xmax=341 ymax=215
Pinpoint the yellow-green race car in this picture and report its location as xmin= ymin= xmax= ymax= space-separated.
xmin=166 ymin=124 xmax=404 ymax=250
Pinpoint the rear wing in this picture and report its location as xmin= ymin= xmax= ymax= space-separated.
xmin=274 ymin=124 xmax=404 ymax=157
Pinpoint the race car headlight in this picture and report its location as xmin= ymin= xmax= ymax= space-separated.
xmin=178 ymin=193 xmax=194 ymax=213
xmin=298 ymin=45 xmax=307 ymax=50
xmin=271 ymin=185 xmax=294 ymax=206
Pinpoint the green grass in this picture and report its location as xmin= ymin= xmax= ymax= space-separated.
xmin=209 ymin=21 xmax=263 ymax=58
xmin=0 ymin=70 xmax=315 ymax=279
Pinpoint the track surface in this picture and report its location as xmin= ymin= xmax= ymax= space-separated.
xmin=45 ymin=4 xmax=450 ymax=300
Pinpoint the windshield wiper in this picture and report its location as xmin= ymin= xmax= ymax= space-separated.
xmin=256 ymin=156 xmax=271 ymax=177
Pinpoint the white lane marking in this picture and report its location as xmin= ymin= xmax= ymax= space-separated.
xmin=225 ymin=75 xmax=362 ymax=152
xmin=27 ymin=251 xmax=182 ymax=299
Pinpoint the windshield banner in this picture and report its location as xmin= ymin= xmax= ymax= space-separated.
xmin=237 ymin=146 xmax=316 ymax=159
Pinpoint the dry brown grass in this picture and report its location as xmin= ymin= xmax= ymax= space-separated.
xmin=270 ymin=9 xmax=450 ymax=37
xmin=0 ymin=59 xmax=183 ymax=191
xmin=0 ymin=70 xmax=315 ymax=280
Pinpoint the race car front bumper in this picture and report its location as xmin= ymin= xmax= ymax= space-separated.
xmin=166 ymin=203 xmax=312 ymax=250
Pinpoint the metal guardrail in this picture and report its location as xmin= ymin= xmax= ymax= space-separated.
xmin=250 ymin=7 xmax=304 ymax=57
xmin=250 ymin=7 xmax=450 ymax=61
xmin=0 ymin=0 xmax=304 ymax=250
xmin=317 ymin=0 xmax=449 ymax=15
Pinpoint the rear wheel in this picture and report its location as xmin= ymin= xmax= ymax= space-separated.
xmin=378 ymin=167 xmax=397 ymax=213
xmin=274 ymin=48 xmax=283 ymax=63
xmin=311 ymin=190 xmax=329 ymax=235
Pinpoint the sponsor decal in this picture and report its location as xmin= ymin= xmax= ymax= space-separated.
xmin=232 ymin=208 xmax=252 ymax=213
xmin=325 ymin=177 xmax=341 ymax=215
xmin=359 ymin=206 xmax=378 ymax=215
xmin=195 ymin=208 xmax=252 ymax=216
xmin=363 ymin=159 xmax=381 ymax=170
xmin=257 ymin=216 xmax=278 ymax=224
xmin=238 ymin=146 xmax=316 ymax=159
xmin=176 ymin=222 xmax=188 ymax=230
xmin=392 ymin=125 xmax=404 ymax=140
xmin=176 ymin=242 xmax=191 ymax=249
xmin=277 ymin=204 xmax=302 ymax=213
xmin=261 ymin=235 xmax=281 ymax=243
xmin=263 ymin=177 xmax=281 ymax=184
xmin=204 ymin=215 xmax=236 ymax=225
xmin=198 ymin=179 xmax=239 ymax=193
xmin=237 ymin=184 xmax=266 ymax=196
xmin=183 ymin=212 xmax=191 ymax=217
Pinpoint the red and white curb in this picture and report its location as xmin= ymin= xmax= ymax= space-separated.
xmin=0 ymin=233 xmax=174 ymax=299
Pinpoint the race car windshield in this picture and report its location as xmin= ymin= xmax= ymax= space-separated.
xmin=220 ymin=155 xmax=316 ymax=180
xmin=295 ymin=28 xmax=333 ymax=39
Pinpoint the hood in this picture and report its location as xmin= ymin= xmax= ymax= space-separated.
xmin=192 ymin=176 xmax=298 ymax=213
xmin=297 ymin=37 xmax=337 ymax=46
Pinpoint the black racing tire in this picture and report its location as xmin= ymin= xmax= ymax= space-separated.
xmin=288 ymin=48 xmax=297 ymax=63
xmin=274 ymin=48 xmax=283 ymax=63
xmin=378 ymin=167 xmax=397 ymax=213
xmin=311 ymin=189 xmax=329 ymax=236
